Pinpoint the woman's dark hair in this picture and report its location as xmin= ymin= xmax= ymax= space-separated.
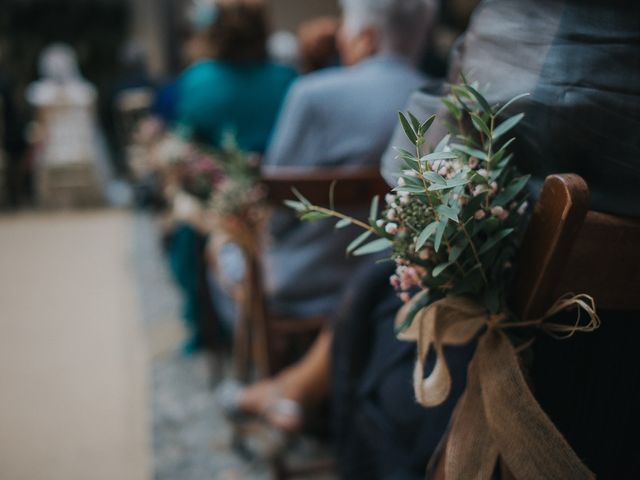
xmin=208 ymin=0 xmax=269 ymax=62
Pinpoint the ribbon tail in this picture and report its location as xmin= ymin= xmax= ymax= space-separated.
xmin=445 ymin=348 xmax=499 ymax=480
xmin=478 ymin=329 xmax=595 ymax=480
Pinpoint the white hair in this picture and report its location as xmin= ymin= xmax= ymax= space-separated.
xmin=339 ymin=0 xmax=438 ymax=61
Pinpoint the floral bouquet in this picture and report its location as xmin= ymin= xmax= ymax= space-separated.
xmin=287 ymin=78 xmax=599 ymax=478
xmin=152 ymin=130 xmax=265 ymax=222
xmin=288 ymin=77 xmax=531 ymax=325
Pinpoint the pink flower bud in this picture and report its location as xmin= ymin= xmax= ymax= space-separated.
xmin=491 ymin=206 xmax=505 ymax=217
xmin=399 ymin=292 xmax=411 ymax=303
xmin=491 ymin=206 xmax=509 ymax=220
xmin=474 ymin=209 xmax=486 ymax=220
xmin=385 ymin=223 xmax=399 ymax=235
xmin=468 ymin=156 xmax=479 ymax=168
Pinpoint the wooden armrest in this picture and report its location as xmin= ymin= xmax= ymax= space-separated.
xmin=260 ymin=165 xmax=390 ymax=206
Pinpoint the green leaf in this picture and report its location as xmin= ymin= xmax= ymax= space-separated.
xmin=434 ymin=134 xmax=451 ymax=153
xmin=496 ymin=93 xmax=530 ymax=117
xmin=408 ymin=112 xmax=422 ymax=134
xmin=291 ymin=187 xmax=311 ymax=206
xmin=399 ymin=112 xmax=418 ymax=145
xmin=421 ymin=114 xmax=437 ymax=134
xmin=441 ymin=98 xmax=462 ymax=120
xmin=335 ymin=218 xmax=352 ymax=229
xmin=491 ymin=175 xmax=530 ymax=207
xmin=434 ymin=220 xmax=447 ymax=252
xmin=432 ymin=262 xmax=452 ymax=278
xmin=428 ymin=183 xmax=457 ymax=191
xmin=395 ymin=147 xmax=418 ymax=162
xmin=470 ymin=112 xmax=491 ymax=137
xmin=415 ymin=221 xmax=438 ymax=251
xmin=478 ymin=228 xmax=514 ymax=255
xmin=437 ymin=204 xmax=459 ymax=223
xmin=395 ymin=185 xmax=425 ymax=194
xmin=450 ymin=143 xmax=489 ymax=161
xmin=394 ymin=290 xmax=432 ymax=334
xmin=445 ymin=176 xmax=471 ymax=188
xmin=347 ymin=230 xmax=372 ymax=254
xmin=493 ymin=113 xmax=525 ymax=140
xmin=301 ymin=211 xmax=330 ymax=221
xmin=369 ymin=195 xmax=379 ymax=223
xmin=284 ymin=200 xmax=306 ymax=211
xmin=422 ymin=151 xmax=458 ymax=161
xmin=448 ymin=241 xmax=467 ymax=263
xmin=423 ymin=171 xmax=447 ymax=185
xmin=451 ymin=84 xmax=473 ymax=100
xmin=466 ymin=85 xmax=492 ymax=115
xmin=353 ymin=237 xmax=392 ymax=256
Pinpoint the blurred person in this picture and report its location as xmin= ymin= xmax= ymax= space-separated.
xmin=176 ymin=0 xmax=297 ymax=152
xmin=337 ymin=0 xmax=640 ymax=477
xmin=229 ymin=0 xmax=640 ymax=476
xmin=297 ymin=16 xmax=340 ymax=73
xmin=168 ymin=0 xmax=296 ymax=354
xmin=26 ymin=43 xmax=108 ymax=207
xmin=221 ymin=0 xmax=438 ymax=433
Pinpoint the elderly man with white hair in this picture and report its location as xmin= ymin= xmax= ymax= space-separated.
xmin=219 ymin=0 xmax=438 ymax=454
xmin=263 ymin=0 xmax=438 ymax=322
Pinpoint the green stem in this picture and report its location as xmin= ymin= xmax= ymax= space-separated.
xmin=307 ymin=205 xmax=376 ymax=233
xmin=459 ymin=222 xmax=488 ymax=286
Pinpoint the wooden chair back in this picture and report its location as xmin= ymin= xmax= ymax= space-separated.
xmin=512 ymin=173 xmax=640 ymax=319
xmin=433 ymin=173 xmax=640 ymax=479
xmin=261 ymin=165 xmax=390 ymax=208
xmin=233 ymin=166 xmax=389 ymax=380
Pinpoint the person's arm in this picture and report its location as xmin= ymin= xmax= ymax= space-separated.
xmin=264 ymin=79 xmax=325 ymax=167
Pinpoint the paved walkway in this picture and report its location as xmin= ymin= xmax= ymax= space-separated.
xmin=0 ymin=210 xmax=334 ymax=480
xmin=0 ymin=211 xmax=150 ymax=480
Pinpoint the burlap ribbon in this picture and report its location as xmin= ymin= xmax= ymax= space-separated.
xmin=396 ymin=293 xmax=600 ymax=479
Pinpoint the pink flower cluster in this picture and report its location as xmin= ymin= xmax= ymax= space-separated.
xmin=390 ymin=262 xmax=428 ymax=303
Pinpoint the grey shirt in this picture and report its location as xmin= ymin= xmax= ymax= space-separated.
xmin=263 ymin=55 xmax=427 ymax=318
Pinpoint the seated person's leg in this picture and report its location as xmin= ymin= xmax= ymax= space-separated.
xmin=168 ymin=222 xmax=203 ymax=353
xmin=332 ymin=262 xmax=476 ymax=480
xmin=236 ymin=328 xmax=332 ymax=433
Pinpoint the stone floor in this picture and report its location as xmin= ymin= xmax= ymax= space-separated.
xmin=133 ymin=212 xmax=274 ymax=480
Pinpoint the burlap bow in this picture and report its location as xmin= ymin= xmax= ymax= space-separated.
xmin=396 ymin=293 xmax=600 ymax=480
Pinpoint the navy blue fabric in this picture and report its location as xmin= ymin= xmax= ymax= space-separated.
xmin=331 ymin=263 xmax=476 ymax=480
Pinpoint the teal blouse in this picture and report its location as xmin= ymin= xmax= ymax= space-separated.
xmin=176 ymin=60 xmax=296 ymax=153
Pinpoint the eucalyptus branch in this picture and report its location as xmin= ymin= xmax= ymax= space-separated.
xmin=304 ymin=204 xmax=376 ymax=233
xmin=459 ymin=222 xmax=489 ymax=287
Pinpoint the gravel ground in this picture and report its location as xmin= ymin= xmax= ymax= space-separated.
xmin=133 ymin=212 xmax=272 ymax=480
